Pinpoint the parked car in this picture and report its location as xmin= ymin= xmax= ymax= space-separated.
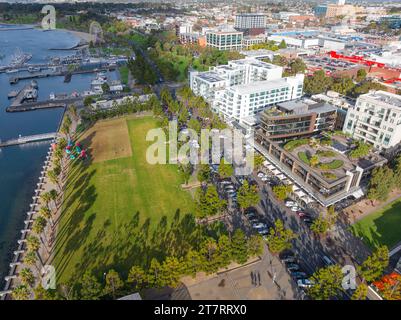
xmin=252 ymin=222 xmax=268 ymax=229
xmin=285 ymin=201 xmax=295 ymax=207
xmin=322 ymin=255 xmax=335 ymax=266
xmin=290 ymin=271 xmax=307 ymax=279
xmin=297 ymin=279 xmax=314 ymax=288
xmin=258 ymin=228 xmax=269 ymax=236
xmin=296 ymin=211 xmax=309 ymax=218
xmin=281 ymin=257 xmax=297 ymax=263
xmin=257 ymin=172 xmax=265 ymax=178
xmin=291 ymin=206 xmax=300 ymax=212
xmin=286 ymin=263 xmax=300 ymax=271
xmin=261 ymin=177 xmax=268 ymax=181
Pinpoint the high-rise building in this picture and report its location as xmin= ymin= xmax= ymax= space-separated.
xmin=189 ymin=58 xmax=304 ymax=122
xmin=343 ymin=91 xmax=401 ymax=150
xmin=235 ymin=13 xmax=267 ymax=29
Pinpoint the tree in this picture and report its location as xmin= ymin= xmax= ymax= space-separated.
xmin=40 ymin=191 xmax=52 ymax=210
xmin=304 ymin=70 xmax=333 ymax=95
xmin=32 ymin=216 xmax=47 ymax=235
xmin=248 ymin=234 xmax=264 ymax=257
xmin=80 ymin=271 xmax=103 ymax=300
xmin=199 ymin=238 xmax=220 ymax=273
xmin=272 ymin=184 xmax=292 ymax=201
xmin=24 ymin=250 xmax=39 ymax=272
xmin=358 ymin=245 xmax=389 ymax=283
xmin=39 ymin=206 xmax=53 ymax=225
xmin=217 ymin=234 xmax=232 ymax=267
xmin=356 ymin=68 xmax=367 ymax=82
xmin=12 ymin=285 xmax=30 ymax=300
xmin=188 ymin=118 xmax=201 ymax=133
xmin=218 ymin=158 xmax=233 ymax=179
xmin=179 ymin=163 xmax=192 ymax=185
xmin=349 ymin=141 xmax=372 ymax=159
xmin=104 ymin=269 xmax=124 ymax=299
xmin=49 ymin=189 xmax=59 ymax=209
xmin=310 ymin=155 xmax=319 ymax=167
xmin=196 ymin=186 xmax=226 ymax=218
xmin=367 ymin=166 xmax=395 ymax=202
xmin=197 ymin=164 xmax=211 ymax=183
xmin=160 ymin=256 xmax=182 ymax=287
xmin=19 ymin=268 xmax=35 ymax=287
xmin=184 ymin=249 xmax=202 ymax=277
xmin=48 ymin=170 xmax=60 ymax=191
xmin=231 ymin=229 xmax=249 ymax=264
xmin=310 ymin=214 xmax=330 ymax=235
xmin=379 ymin=274 xmax=401 ymax=300
xmin=237 ymin=180 xmax=260 ymax=212
xmin=253 ymin=154 xmax=265 ymax=171
xmin=127 ymin=265 xmax=146 ymax=290
xmin=34 ymin=285 xmax=58 ymax=300
xmin=83 ymin=96 xmax=94 ymax=107
xmin=147 ymin=258 xmax=163 ymax=288
xmin=26 ymin=235 xmax=40 ymax=252
xmin=266 ymin=219 xmax=296 ymax=254
xmin=351 ymin=283 xmax=368 ymax=300
xmin=278 ymin=39 xmax=287 ymax=49
xmin=308 ymin=265 xmax=343 ymax=300
xmin=393 ymin=155 xmax=401 ymax=187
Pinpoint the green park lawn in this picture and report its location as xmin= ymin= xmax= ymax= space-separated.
xmin=53 ymin=116 xmax=196 ymax=284
xmin=351 ymin=197 xmax=401 ymax=249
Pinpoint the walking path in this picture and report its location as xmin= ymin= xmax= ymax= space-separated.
xmin=6 ymin=110 xmax=79 ymax=299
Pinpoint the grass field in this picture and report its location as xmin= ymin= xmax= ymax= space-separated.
xmin=351 ymin=197 xmax=401 ymax=249
xmin=53 ymin=116 xmax=196 ymax=284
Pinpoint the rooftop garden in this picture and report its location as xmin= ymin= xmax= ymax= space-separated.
xmin=297 ymin=151 xmax=344 ymax=170
xmin=283 ymin=139 xmax=309 ymax=152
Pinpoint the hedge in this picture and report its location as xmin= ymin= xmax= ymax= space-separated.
xmin=317 ymin=160 xmax=344 ymax=170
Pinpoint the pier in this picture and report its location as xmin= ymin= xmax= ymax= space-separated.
xmin=0 ymin=133 xmax=57 ymax=148
xmin=6 ymin=96 xmax=82 ymax=112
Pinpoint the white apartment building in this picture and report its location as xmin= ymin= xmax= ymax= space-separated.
xmin=235 ymin=13 xmax=267 ymax=29
xmin=343 ymin=91 xmax=401 ymax=150
xmin=189 ymin=58 xmax=304 ymax=122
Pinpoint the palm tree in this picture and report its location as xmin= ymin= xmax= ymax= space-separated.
xmin=19 ymin=268 xmax=35 ymax=287
xmin=32 ymin=217 xmax=47 ymax=235
xmin=48 ymin=170 xmax=60 ymax=191
xmin=69 ymin=104 xmax=78 ymax=122
xmin=39 ymin=206 xmax=53 ymax=226
xmin=49 ymin=189 xmax=59 ymax=209
xmin=40 ymin=192 xmax=52 ymax=210
xmin=12 ymin=285 xmax=31 ymax=300
xmin=26 ymin=235 xmax=40 ymax=252
xmin=24 ymin=250 xmax=40 ymax=273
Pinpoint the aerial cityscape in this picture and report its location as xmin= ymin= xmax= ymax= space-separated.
xmin=0 ymin=0 xmax=401 ymax=303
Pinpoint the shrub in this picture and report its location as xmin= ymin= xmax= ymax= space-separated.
xmin=320 ymin=138 xmax=332 ymax=147
xmin=349 ymin=141 xmax=372 ymax=159
xmin=317 ymin=160 xmax=344 ymax=170
xmin=298 ymin=151 xmax=310 ymax=165
xmin=284 ymin=139 xmax=309 ymax=152
xmin=322 ymin=172 xmax=337 ymax=180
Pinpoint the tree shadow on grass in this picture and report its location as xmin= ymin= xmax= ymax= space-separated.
xmin=65 ymin=209 xmax=200 ymax=284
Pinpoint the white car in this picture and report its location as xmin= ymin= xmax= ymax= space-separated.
xmin=252 ymin=223 xmax=268 ymax=229
xmin=257 ymin=172 xmax=265 ymax=178
xmin=297 ymin=279 xmax=314 ymax=288
xmin=291 ymin=206 xmax=300 ymax=212
xmin=261 ymin=177 xmax=268 ymax=181
xmin=285 ymin=201 xmax=295 ymax=207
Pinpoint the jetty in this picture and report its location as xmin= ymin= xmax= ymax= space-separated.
xmin=6 ymin=96 xmax=82 ymax=112
xmin=0 ymin=133 xmax=57 ymax=148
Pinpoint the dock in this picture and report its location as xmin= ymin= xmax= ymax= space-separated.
xmin=6 ymin=96 xmax=82 ymax=112
xmin=0 ymin=133 xmax=57 ymax=148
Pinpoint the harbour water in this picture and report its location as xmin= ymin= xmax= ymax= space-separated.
xmin=0 ymin=25 xmax=116 ymax=285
